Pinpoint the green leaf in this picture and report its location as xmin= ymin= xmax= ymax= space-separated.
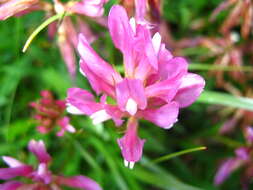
xmin=132 ymin=158 xmax=203 ymax=190
xmin=197 ymin=91 xmax=253 ymax=111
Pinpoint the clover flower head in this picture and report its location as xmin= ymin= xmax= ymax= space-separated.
xmin=30 ymin=90 xmax=75 ymax=136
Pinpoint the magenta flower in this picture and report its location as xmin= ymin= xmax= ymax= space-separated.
xmin=0 ymin=139 xmax=102 ymax=190
xmin=67 ymin=5 xmax=205 ymax=168
xmin=30 ymin=90 xmax=75 ymax=136
xmin=214 ymin=126 xmax=253 ymax=189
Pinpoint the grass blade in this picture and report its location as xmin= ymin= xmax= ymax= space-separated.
xmin=153 ymin=146 xmax=206 ymax=163
xmin=197 ymin=91 xmax=253 ymax=111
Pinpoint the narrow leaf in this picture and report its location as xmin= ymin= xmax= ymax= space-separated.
xmin=197 ymin=91 xmax=253 ymax=111
xmin=153 ymin=146 xmax=206 ymax=163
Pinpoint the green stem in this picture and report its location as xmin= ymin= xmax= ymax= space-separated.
xmin=22 ymin=12 xmax=70 ymax=52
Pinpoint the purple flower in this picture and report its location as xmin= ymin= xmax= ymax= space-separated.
xmin=30 ymin=90 xmax=75 ymax=136
xmin=214 ymin=126 xmax=253 ymax=189
xmin=0 ymin=139 xmax=102 ymax=190
xmin=67 ymin=5 xmax=205 ymax=168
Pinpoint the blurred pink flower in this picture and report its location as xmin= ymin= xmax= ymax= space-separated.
xmin=0 ymin=0 xmax=40 ymax=20
xmin=67 ymin=5 xmax=205 ymax=168
xmin=0 ymin=0 xmax=108 ymax=78
xmin=30 ymin=90 xmax=75 ymax=136
xmin=215 ymin=127 xmax=253 ymax=189
xmin=0 ymin=139 xmax=102 ymax=190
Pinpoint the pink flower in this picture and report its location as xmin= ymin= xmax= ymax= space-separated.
xmin=30 ymin=90 xmax=75 ymax=136
xmin=67 ymin=5 xmax=205 ymax=168
xmin=0 ymin=139 xmax=102 ymax=190
xmin=0 ymin=0 xmax=40 ymax=20
xmin=214 ymin=127 xmax=253 ymax=189
xmin=70 ymin=0 xmax=108 ymax=17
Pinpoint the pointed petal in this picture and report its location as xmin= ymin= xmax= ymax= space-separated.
xmin=56 ymin=175 xmax=102 ymax=190
xmin=0 ymin=0 xmax=38 ymax=20
xmin=70 ymin=0 xmax=106 ymax=17
xmin=173 ymin=73 xmax=205 ymax=108
xmin=135 ymin=0 xmax=147 ymax=22
xmin=67 ymin=87 xmax=102 ymax=115
xmin=104 ymin=104 xmax=125 ymax=126
xmin=108 ymin=5 xmax=134 ymax=53
xmin=78 ymin=34 xmax=121 ymax=86
xmin=214 ymin=157 xmax=245 ymax=185
xmin=2 ymin=156 xmax=25 ymax=168
xmin=0 ymin=181 xmax=23 ymax=190
xmin=245 ymin=126 xmax=253 ymax=144
xmin=145 ymin=79 xmax=180 ymax=103
xmin=0 ymin=165 xmax=33 ymax=180
xmin=116 ymin=79 xmax=147 ymax=113
xmin=57 ymin=117 xmax=76 ymax=136
xmin=135 ymin=24 xmax=158 ymax=70
xmin=152 ymin=32 xmax=162 ymax=55
xmin=139 ymin=102 xmax=179 ymax=129
xmin=28 ymin=140 xmax=51 ymax=164
xmin=117 ymin=119 xmax=145 ymax=163
xmin=79 ymin=60 xmax=116 ymax=96
xmin=158 ymin=56 xmax=188 ymax=81
xmin=90 ymin=109 xmax=111 ymax=125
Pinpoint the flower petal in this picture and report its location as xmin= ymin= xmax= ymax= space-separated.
xmin=67 ymin=87 xmax=102 ymax=115
xmin=173 ymin=73 xmax=205 ymax=108
xmin=2 ymin=156 xmax=25 ymax=168
xmin=78 ymin=34 xmax=122 ymax=87
xmin=108 ymin=5 xmax=134 ymax=54
xmin=104 ymin=104 xmax=125 ymax=126
xmin=214 ymin=157 xmax=245 ymax=185
xmin=145 ymin=78 xmax=180 ymax=103
xmin=0 ymin=0 xmax=38 ymax=20
xmin=0 ymin=166 xmax=33 ymax=180
xmin=57 ymin=116 xmax=76 ymax=137
xmin=0 ymin=181 xmax=23 ymax=190
xmin=28 ymin=140 xmax=51 ymax=164
xmin=117 ymin=119 xmax=145 ymax=165
xmin=70 ymin=0 xmax=106 ymax=17
xmin=56 ymin=175 xmax=102 ymax=190
xmin=116 ymin=78 xmax=147 ymax=114
xmin=139 ymin=102 xmax=179 ymax=129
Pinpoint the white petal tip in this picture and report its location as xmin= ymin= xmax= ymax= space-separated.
xmin=90 ymin=109 xmax=111 ymax=125
xmin=129 ymin=162 xmax=135 ymax=169
xmin=124 ymin=160 xmax=135 ymax=169
xmin=66 ymin=105 xmax=84 ymax=115
xmin=126 ymin=98 xmax=138 ymax=116
xmin=79 ymin=67 xmax=86 ymax=77
xmin=124 ymin=160 xmax=129 ymax=167
xmin=66 ymin=125 xmax=76 ymax=133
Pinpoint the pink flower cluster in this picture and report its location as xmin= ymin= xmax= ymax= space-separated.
xmin=0 ymin=139 xmax=102 ymax=190
xmin=66 ymin=5 xmax=205 ymax=168
xmin=30 ymin=90 xmax=75 ymax=136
